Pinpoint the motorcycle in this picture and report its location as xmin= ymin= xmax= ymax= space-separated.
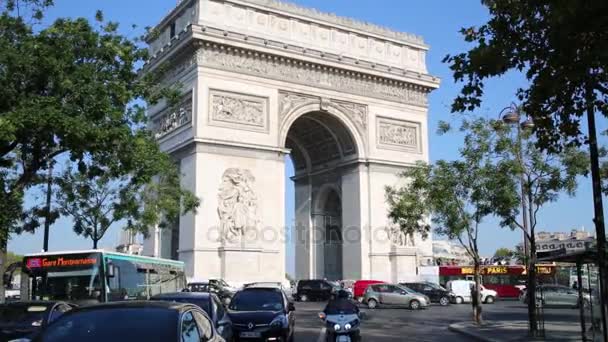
xmin=318 ymin=311 xmax=361 ymax=342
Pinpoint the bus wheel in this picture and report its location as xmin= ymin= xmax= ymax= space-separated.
xmin=455 ymin=297 xmax=464 ymax=304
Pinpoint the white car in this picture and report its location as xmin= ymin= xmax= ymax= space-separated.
xmin=446 ymin=280 xmax=498 ymax=304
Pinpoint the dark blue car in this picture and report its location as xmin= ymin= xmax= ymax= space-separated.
xmin=151 ymin=292 xmax=233 ymax=341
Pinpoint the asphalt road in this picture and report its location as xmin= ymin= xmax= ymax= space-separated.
xmin=292 ymin=300 xmax=581 ymax=342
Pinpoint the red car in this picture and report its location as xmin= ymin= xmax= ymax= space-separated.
xmin=353 ymin=280 xmax=385 ymax=301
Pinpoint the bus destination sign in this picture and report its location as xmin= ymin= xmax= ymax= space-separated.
xmin=26 ymin=254 xmax=98 ymax=269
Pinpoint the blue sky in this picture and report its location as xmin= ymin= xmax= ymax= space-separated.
xmin=9 ymin=1 xmax=607 ymax=272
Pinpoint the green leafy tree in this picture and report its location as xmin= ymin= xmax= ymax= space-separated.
xmin=489 ymin=117 xmax=588 ymax=334
xmin=493 ymin=247 xmax=513 ymax=260
xmin=386 ymin=121 xmax=519 ymax=323
xmin=443 ymin=0 xmax=607 ymax=151
xmin=0 ymin=1 xmax=192 ymax=301
xmin=55 ymin=161 xmax=198 ymax=249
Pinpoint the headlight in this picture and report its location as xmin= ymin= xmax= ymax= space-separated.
xmin=334 ymin=324 xmax=341 ymax=331
xmin=270 ymin=316 xmax=286 ymax=328
xmin=345 ymin=323 xmax=352 ymax=330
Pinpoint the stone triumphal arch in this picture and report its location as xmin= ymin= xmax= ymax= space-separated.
xmin=143 ymin=0 xmax=439 ymax=284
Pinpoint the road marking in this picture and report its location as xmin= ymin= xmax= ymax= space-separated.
xmin=316 ymin=327 xmax=327 ymax=342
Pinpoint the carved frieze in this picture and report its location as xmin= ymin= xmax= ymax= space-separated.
xmin=377 ymin=117 xmax=420 ymax=152
xmin=279 ymin=90 xmax=368 ymax=134
xmin=278 ymin=91 xmax=319 ymax=119
xmin=328 ymin=99 xmax=368 ymax=131
xmin=198 ymin=45 xmax=429 ymax=107
xmin=152 ymin=94 xmax=193 ymax=139
xmin=386 ymin=224 xmax=415 ymax=247
xmin=209 ymin=89 xmax=269 ymax=132
xmin=217 ymin=168 xmax=260 ymax=245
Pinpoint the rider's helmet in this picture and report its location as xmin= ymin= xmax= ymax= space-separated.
xmin=337 ymin=289 xmax=350 ymax=299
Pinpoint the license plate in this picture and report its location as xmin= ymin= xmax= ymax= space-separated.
xmin=240 ymin=332 xmax=262 ymax=338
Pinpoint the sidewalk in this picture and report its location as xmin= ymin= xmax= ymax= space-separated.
xmin=448 ymin=320 xmax=589 ymax=342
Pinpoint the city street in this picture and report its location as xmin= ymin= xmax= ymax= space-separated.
xmin=293 ymin=300 xmax=581 ymax=341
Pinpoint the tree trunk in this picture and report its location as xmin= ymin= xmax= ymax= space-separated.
xmin=527 ymin=235 xmax=538 ymax=336
xmin=473 ymin=260 xmax=483 ymax=324
xmin=0 ymin=237 xmax=6 ymax=303
xmin=93 ymin=239 xmax=98 ymax=249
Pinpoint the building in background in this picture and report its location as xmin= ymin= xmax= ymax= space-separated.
xmin=116 ymin=229 xmax=143 ymax=255
xmin=519 ymin=228 xmax=595 ymax=256
xmin=432 ymin=240 xmax=473 ymax=266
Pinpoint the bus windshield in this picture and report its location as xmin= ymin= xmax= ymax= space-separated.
xmin=24 ymin=253 xmax=103 ymax=304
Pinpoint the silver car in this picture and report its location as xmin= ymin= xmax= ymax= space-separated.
xmin=534 ymin=285 xmax=591 ymax=308
xmin=363 ymin=283 xmax=430 ymax=310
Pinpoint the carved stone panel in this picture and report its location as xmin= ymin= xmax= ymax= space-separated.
xmin=152 ymin=94 xmax=193 ymax=139
xmin=377 ymin=117 xmax=421 ymax=152
xmin=209 ymin=89 xmax=269 ymax=133
xmin=217 ymin=168 xmax=260 ymax=245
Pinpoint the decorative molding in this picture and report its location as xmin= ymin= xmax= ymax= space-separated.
xmin=278 ymin=91 xmax=319 ymax=119
xmin=152 ymin=94 xmax=193 ymax=139
xmin=198 ymin=44 xmax=430 ymax=107
xmin=217 ymin=168 xmax=260 ymax=245
xmin=209 ymin=89 xmax=269 ymax=132
xmin=226 ymin=0 xmax=425 ymax=46
xmin=376 ymin=117 xmax=421 ymax=152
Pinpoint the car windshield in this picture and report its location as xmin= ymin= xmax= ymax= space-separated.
xmin=188 ymin=283 xmax=209 ymax=292
xmin=0 ymin=305 xmax=49 ymax=327
xmin=229 ymin=289 xmax=284 ymax=312
xmin=397 ymin=285 xmax=415 ymax=293
xmin=35 ymin=308 xmax=177 ymax=342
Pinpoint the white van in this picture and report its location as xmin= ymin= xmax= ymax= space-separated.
xmin=446 ymin=280 xmax=498 ymax=304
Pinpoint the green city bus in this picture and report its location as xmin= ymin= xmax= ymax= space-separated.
xmin=22 ymin=250 xmax=186 ymax=305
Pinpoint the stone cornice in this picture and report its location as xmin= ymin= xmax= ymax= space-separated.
xmin=225 ymin=0 xmax=426 ymax=48
xmin=198 ymin=42 xmax=434 ymax=107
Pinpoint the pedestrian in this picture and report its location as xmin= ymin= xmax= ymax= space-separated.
xmin=572 ymin=280 xmax=578 ymax=290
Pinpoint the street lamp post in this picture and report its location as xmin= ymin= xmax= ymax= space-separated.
xmin=500 ymin=104 xmax=534 ymax=264
xmin=500 ymin=103 xmax=538 ymax=335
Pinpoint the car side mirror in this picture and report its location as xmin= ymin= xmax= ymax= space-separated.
xmin=318 ymin=312 xmax=326 ymax=321
xmin=401 ymin=291 xmax=407 ymax=295
xmin=288 ymin=302 xmax=296 ymax=312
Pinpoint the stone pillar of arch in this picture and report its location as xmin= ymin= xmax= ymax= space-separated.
xmin=143 ymin=0 xmax=439 ymax=284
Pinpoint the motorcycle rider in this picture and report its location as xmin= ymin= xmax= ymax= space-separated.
xmin=323 ymin=289 xmax=361 ymax=341
xmin=324 ymin=289 xmax=359 ymax=315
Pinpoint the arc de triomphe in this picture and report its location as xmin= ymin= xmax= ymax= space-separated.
xmin=143 ymin=0 xmax=440 ymax=284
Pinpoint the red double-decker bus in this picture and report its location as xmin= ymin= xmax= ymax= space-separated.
xmin=438 ymin=265 xmax=556 ymax=298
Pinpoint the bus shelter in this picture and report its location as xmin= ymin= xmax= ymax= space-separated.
xmin=538 ymin=248 xmax=603 ymax=341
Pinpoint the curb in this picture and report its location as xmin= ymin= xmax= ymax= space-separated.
xmin=448 ymin=323 xmax=502 ymax=342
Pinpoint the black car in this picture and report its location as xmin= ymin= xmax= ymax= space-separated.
xmin=294 ymin=279 xmax=338 ymax=302
xmin=28 ymin=301 xmax=224 ymax=342
xmin=0 ymin=301 xmax=75 ymax=341
xmin=151 ymin=292 xmax=233 ymax=341
xmin=188 ymin=282 xmax=235 ymax=306
xmin=228 ymin=287 xmax=295 ymax=342
xmin=402 ymin=282 xmax=453 ymax=306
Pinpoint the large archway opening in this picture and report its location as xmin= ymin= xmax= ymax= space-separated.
xmin=284 ymin=111 xmax=359 ymax=280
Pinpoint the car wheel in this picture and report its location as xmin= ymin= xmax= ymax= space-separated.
xmin=409 ymin=299 xmax=421 ymax=310
xmin=367 ymin=299 xmax=378 ymax=309
xmin=485 ymin=296 xmax=495 ymax=304
xmin=300 ymin=294 xmax=308 ymax=302
xmin=439 ymin=296 xmax=450 ymax=306
xmin=455 ymin=296 xmax=464 ymax=304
